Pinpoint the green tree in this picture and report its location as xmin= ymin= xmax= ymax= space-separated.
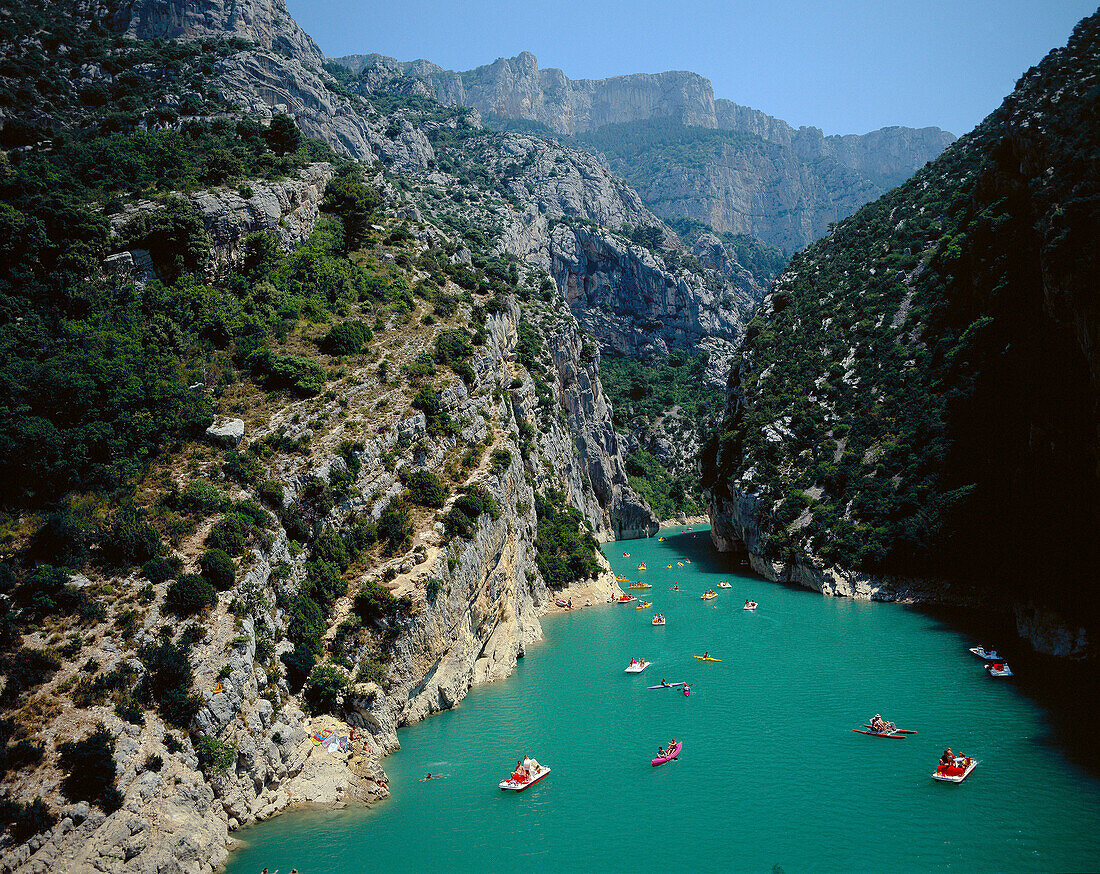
xmin=263 ymin=113 xmax=302 ymax=155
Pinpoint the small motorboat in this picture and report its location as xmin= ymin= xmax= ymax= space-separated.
xmin=652 ymin=613 xmax=666 ymax=625
xmin=701 ymin=591 xmax=717 ymax=600
xmin=628 ymin=582 xmax=652 ymax=589
xmin=743 ymin=601 xmax=758 ymax=611
xmin=985 ymin=662 xmax=1013 ymax=677
xmin=932 ymin=755 xmax=977 ymax=783
xmin=717 ymin=581 xmax=732 ymax=589
xmin=647 ymin=681 xmax=686 ymax=689
xmin=969 ymin=646 xmax=1003 ymax=661
xmin=636 ymin=600 xmax=652 ymax=610
xmin=693 ymin=654 xmax=721 ymax=662
xmin=500 ymin=762 xmax=551 ymax=791
xmin=617 ymin=594 xmax=636 ymax=603
xmin=624 ymin=660 xmax=650 ymax=673
xmin=652 ymin=741 xmax=682 ymax=766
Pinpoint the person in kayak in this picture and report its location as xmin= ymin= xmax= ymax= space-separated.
xmin=660 ymin=678 xmax=669 ymax=686
xmin=702 ymin=651 xmax=709 ymax=659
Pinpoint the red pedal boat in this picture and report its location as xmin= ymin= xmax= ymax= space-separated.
xmin=500 ymin=762 xmax=551 ymax=791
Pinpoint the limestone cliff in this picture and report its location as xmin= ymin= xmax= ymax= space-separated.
xmin=336 ymin=51 xmax=954 ymax=251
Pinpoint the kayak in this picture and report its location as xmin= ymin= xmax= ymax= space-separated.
xmin=862 ymin=724 xmax=917 ymax=734
xmin=617 ymin=595 xmax=636 ymax=603
xmin=625 ymin=660 xmax=650 ymax=673
xmin=647 ymin=682 xmax=687 ymax=689
xmin=852 ymin=728 xmax=907 ymax=739
xmin=933 ymin=757 xmax=977 ymax=783
xmin=693 ymin=655 xmax=722 ymax=662
xmin=628 ymin=583 xmax=651 ymax=589
xmin=500 ymin=765 xmax=551 ymax=791
xmin=683 ymin=685 xmax=691 ymax=697
xmin=652 ymin=741 xmax=682 ymax=766
xmin=636 ymin=601 xmax=652 ymax=609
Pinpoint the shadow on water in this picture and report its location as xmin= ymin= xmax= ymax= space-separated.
xmin=659 ymin=526 xmax=1100 ymax=779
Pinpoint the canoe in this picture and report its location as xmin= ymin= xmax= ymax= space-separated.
xmin=652 ymin=741 xmax=682 ymax=766
xmin=862 ymin=724 xmax=917 ymax=734
xmin=693 ymin=655 xmax=722 ymax=661
xmin=852 ymin=728 xmax=907 ymax=739
xmin=624 ymin=661 xmax=650 ymax=673
xmin=500 ymin=765 xmax=550 ymax=791
xmin=932 ymin=758 xmax=977 ymax=783
xmin=647 ymin=682 xmax=687 ymax=689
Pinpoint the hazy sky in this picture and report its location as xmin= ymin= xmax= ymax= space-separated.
xmin=286 ymin=0 xmax=1096 ymax=137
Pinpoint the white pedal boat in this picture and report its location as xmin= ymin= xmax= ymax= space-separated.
xmin=624 ymin=660 xmax=650 ymax=673
xmin=500 ymin=765 xmax=550 ymax=791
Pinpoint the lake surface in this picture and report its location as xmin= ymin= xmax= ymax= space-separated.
xmin=226 ymin=528 xmax=1100 ymax=873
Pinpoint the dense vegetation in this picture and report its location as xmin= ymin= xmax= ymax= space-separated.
xmin=600 ymin=352 xmax=721 ymax=519
xmin=534 ymin=489 xmax=601 ymax=588
xmin=703 ymin=12 xmax=1100 ymax=622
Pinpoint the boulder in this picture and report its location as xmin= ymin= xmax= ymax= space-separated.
xmin=205 ymin=417 xmax=245 ymax=447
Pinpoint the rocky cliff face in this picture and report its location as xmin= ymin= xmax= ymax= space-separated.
xmin=337 ymin=51 xmax=954 ymax=251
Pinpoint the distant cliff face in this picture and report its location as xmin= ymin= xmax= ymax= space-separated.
xmin=335 ymin=51 xmax=954 ymax=251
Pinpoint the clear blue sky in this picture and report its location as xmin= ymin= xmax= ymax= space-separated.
xmin=287 ymin=0 xmax=1097 ymax=136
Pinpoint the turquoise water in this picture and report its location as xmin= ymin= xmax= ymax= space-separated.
xmin=226 ymin=529 xmax=1100 ymax=873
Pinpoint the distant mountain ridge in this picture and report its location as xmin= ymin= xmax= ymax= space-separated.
xmin=334 ymin=51 xmax=955 ymax=250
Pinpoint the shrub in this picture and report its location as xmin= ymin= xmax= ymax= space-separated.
xmin=142 ymin=554 xmax=183 ymax=585
xmin=205 ymin=513 xmax=248 ymax=555
xmin=198 ymin=549 xmax=236 ymax=590
xmin=353 ymin=579 xmax=396 ymax=624
xmin=103 ymin=503 xmax=161 ymax=567
xmin=304 ymin=559 xmax=345 ymax=613
xmin=139 ymin=634 xmax=200 ymax=729
xmin=281 ymin=645 xmax=316 ymax=692
xmin=259 ymin=479 xmax=285 ymax=509
xmin=164 ymin=574 xmax=216 ymax=616
xmin=194 ymin=736 xmax=236 ymax=778
xmin=377 ymin=496 xmax=413 ymax=556
xmin=303 ymin=663 xmax=348 ymax=715
xmin=287 ymin=594 xmax=325 ymax=654
xmin=178 ymin=480 xmax=229 ymax=516
xmin=402 ymin=469 xmax=447 ymax=508
xmin=0 ymin=797 xmax=57 ymax=842
xmin=0 ymin=649 xmax=61 ymax=705
xmin=425 ymin=578 xmax=443 ymax=601
xmin=320 ymin=320 xmax=372 ymax=355
xmin=143 ymin=753 xmax=164 ymax=772
xmin=57 ymin=724 xmax=121 ymax=812
xmin=489 ymin=447 xmax=513 ymax=475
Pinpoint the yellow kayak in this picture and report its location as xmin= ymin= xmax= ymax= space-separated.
xmin=637 ymin=601 xmax=652 ymax=610
xmin=693 ymin=655 xmax=722 ymax=661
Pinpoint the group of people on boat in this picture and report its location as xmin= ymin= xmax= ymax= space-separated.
xmin=510 ymin=754 xmax=542 ymax=783
xmin=869 ymin=714 xmax=896 ymax=734
xmin=656 ymin=739 xmax=678 ymax=758
xmin=628 ymin=657 xmax=645 ymax=667
xmin=744 ymin=600 xmax=757 ymax=608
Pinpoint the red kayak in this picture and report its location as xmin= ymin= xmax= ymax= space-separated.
xmin=652 ymin=741 xmax=682 ymax=766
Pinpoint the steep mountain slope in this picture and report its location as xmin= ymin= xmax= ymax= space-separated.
xmin=335 ymin=51 xmax=955 ymax=251
xmin=702 ymin=11 xmax=1100 ymax=655
xmin=0 ymin=1 xmax=778 ymax=869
